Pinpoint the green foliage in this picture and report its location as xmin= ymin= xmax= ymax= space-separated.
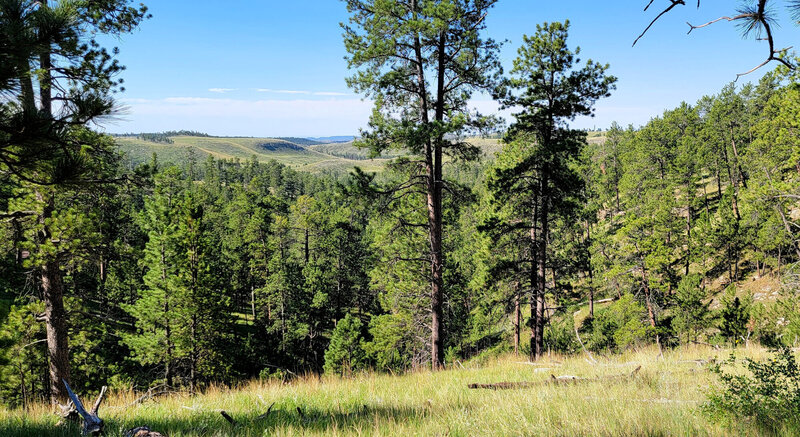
xmin=123 ymin=167 xmax=234 ymax=387
xmin=672 ymin=274 xmax=711 ymax=343
xmin=364 ymin=314 xmax=415 ymax=371
xmin=136 ymin=133 xmax=174 ymax=144
xmin=323 ymin=314 xmax=367 ymax=376
xmin=705 ymin=348 xmax=800 ymax=433
xmin=0 ymin=0 xmax=799 ymax=411
xmin=0 ymin=303 xmax=47 ymax=408
xmin=584 ymin=294 xmax=653 ymax=352
xmin=0 ymin=0 xmax=149 ymax=184
xmin=718 ymin=289 xmax=752 ymax=345
xmin=544 ymin=313 xmax=579 ymax=354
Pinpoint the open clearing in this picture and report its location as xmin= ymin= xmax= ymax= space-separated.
xmin=0 ymin=345 xmax=770 ymax=436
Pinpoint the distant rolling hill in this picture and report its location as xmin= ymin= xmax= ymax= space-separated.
xmin=309 ymin=136 xmax=356 ymax=143
xmin=114 ymin=136 xmax=389 ymax=174
xmin=115 ymin=135 xmax=502 ymax=175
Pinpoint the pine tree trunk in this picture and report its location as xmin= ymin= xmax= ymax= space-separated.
xmin=429 ymin=175 xmax=444 ymax=369
xmin=529 ymin=198 xmax=538 ymax=362
xmin=42 ymin=259 xmax=70 ymax=404
xmin=534 ymin=174 xmax=550 ymax=361
xmin=18 ymin=61 xmax=36 ymax=113
xmin=513 ymin=282 xmax=520 ymax=355
xmin=686 ymin=185 xmax=692 ymax=276
xmin=729 ymin=125 xmax=747 ymax=189
xmin=35 ymin=190 xmax=71 ymax=405
xmin=160 ymin=247 xmax=174 ymax=388
xmin=586 ymin=220 xmax=594 ymax=319
xmin=304 ymin=229 xmax=309 ymax=264
xmin=640 ymin=261 xmax=657 ymax=327
xmin=33 ymin=8 xmax=73 ymax=404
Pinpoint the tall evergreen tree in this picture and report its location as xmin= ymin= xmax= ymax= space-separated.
xmin=342 ymin=0 xmax=502 ymax=368
xmin=122 ymin=167 xmax=184 ymax=388
xmin=0 ymin=0 xmax=148 ymax=403
xmin=491 ymin=21 xmax=615 ymax=360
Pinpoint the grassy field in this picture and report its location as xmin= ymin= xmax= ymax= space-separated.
xmin=114 ymin=136 xmax=504 ymax=176
xmin=0 ymin=345 xmax=772 ymax=436
xmin=114 ymin=136 xmax=390 ymax=175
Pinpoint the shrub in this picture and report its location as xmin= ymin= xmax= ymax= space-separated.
xmin=718 ymin=288 xmax=752 ymax=345
xmin=363 ymin=313 xmax=415 ymax=371
xmin=544 ymin=313 xmax=579 ymax=354
xmin=672 ymin=274 xmax=711 ymax=343
xmin=704 ymin=348 xmax=800 ymax=433
xmin=323 ymin=314 xmax=367 ymax=376
xmin=584 ymin=294 xmax=653 ymax=352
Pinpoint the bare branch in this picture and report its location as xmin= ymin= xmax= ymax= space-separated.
xmin=686 ymin=14 xmax=751 ymax=34
xmin=634 ymin=1 xmax=686 ymax=47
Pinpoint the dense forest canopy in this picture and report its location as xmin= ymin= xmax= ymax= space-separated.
xmin=0 ymin=0 xmax=798 ymax=414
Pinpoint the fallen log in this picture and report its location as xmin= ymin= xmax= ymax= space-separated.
xmin=129 ymin=385 xmax=175 ymax=406
xmin=468 ymin=365 xmax=642 ymax=390
xmin=57 ymin=399 xmax=80 ymax=425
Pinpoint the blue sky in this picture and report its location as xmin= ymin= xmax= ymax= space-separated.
xmin=100 ymin=0 xmax=800 ymax=137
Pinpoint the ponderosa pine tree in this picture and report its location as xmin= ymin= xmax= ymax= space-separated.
xmin=123 ymin=167 xmax=184 ymax=388
xmin=491 ymin=21 xmax=616 ymax=360
xmin=0 ymin=0 xmax=148 ymax=403
xmin=342 ymin=0 xmax=502 ymax=369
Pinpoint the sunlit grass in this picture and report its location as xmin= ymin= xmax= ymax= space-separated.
xmin=0 ymin=345 xmax=772 ymax=436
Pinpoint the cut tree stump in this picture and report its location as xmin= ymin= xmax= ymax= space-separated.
xmin=468 ymin=365 xmax=642 ymax=390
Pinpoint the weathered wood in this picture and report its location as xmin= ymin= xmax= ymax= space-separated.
xmin=129 ymin=386 xmax=174 ymax=406
xmin=125 ymin=426 xmax=166 ymax=437
xmin=256 ymin=402 xmax=275 ymax=420
xmin=220 ymin=410 xmax=237 ymax=425
xmin=62 ymin=380 xmax=105 ymax=435
xmin=468 ymin=366 xmax=642 ymax=390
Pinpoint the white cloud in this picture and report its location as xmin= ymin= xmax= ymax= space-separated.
xmin=313 ymin=91 xmax=350 ymax=96
xmin=208 ymin=88 xmax=237 ymax=93
xmin=256 ymin=88 xmax=311 ymax=95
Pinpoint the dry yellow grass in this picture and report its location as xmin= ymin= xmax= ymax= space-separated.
xmin=0 ymin=345 xmax=774 ymax=436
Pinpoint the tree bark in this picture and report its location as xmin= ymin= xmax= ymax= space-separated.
xmin=513 ymin=282 xmax=520 ymax=355
xmin=38 ymin=194 xmax=71 ymax=405
xmin=534 ymin=173 xmax=550 ymax=361
xmin=428 ymin=30 xmax=446 ymax=370
xmin=529 ymin=196 xmax=539 ymax=362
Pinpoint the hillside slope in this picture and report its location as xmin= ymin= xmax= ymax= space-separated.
xmin=115 ymin=136 xmax=388 ymax=174
xmin=115 ymin=136 xmax=503 ymax=174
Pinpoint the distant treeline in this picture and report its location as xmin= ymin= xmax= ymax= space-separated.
xmin=114 ymin=130 xmax=213 ymax=142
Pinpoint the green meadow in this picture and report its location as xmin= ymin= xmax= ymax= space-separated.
xmin=114 ymin=136 xmax=391 ymax=174
xmin=114 ymin=136 xmax=503 ymax=175
xmin=0 ymin=345 xmax=772 ymax=437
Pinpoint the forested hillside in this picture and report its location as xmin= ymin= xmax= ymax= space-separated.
xmin=1 ymin=3 xmax=799 ymax=436
xmin=113 ymin=136 xmax=392 ymax=175
xmin=2 ymin=71 xmax=798 ymax=408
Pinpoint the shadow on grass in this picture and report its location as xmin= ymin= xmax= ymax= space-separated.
xmin=0 ymin=403 xmax=442 ymax=437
